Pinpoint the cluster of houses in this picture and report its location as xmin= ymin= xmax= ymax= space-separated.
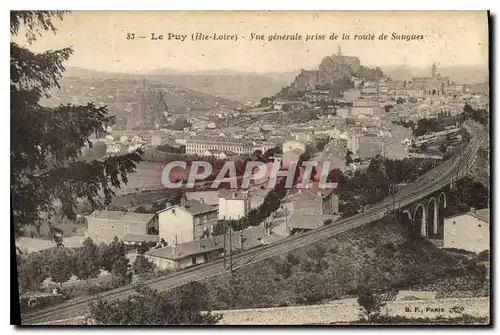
xmin=85 ymin=180 xmax=341 ymax=272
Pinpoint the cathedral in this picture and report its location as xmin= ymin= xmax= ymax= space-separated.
xmin=411 ymin=63 xmax=451 ymax=95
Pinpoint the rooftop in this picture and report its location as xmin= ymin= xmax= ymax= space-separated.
xmin=187 ymin=135 xmax=253 ymax=146
xmin=288 ymin=213 xmax=335 ymax=230
xmin=158 ymin=199 xmax=217 ymax=216
xmin=186 ymin=191 xmax=220 ymax=206
xmin=445 ymin=208 xmax=490 ymax=224
xmin=146 ymin=237 xmax=224 ymax=260
xmin=218 ymin=189 xmax=249 ymax=200
xmin=123 ymin=234 xmax=159 ymax=243
xmin=88 ymin=210 xmax=156 ymax=224
xmin=146 ymin=225 xmax=274 ymax=260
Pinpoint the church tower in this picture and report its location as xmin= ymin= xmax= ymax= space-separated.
xmin=337 ymin=45 xmax=342 ymax=56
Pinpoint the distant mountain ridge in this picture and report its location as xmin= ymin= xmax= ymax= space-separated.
xmin=382 ymin=65 xmax=489 ymax=84
xmin=64 ymin=67 xmax=290 ymax=103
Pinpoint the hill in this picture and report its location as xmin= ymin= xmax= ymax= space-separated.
xmin=42 ymin=76 xmax=244 ymax=128
xmin=63 ymin=67 xmax=288 ymax=103
xmin=199 ymin=217 xmax=488 ymax=310
xmin=282 ymin=52 xmax=385 ymax=95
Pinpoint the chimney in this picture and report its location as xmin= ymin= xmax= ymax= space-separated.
xmin=200 ymin=197 xmax=204 ymax=204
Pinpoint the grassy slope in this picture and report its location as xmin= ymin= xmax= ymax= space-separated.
xmin=201 ymin=217 xmax=489 ymax=310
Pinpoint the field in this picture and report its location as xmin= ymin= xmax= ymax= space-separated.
xmin=115 ymin=161 xmax=165 ymax=194
xmin=16 ymin=236 xmax=85 ymax=254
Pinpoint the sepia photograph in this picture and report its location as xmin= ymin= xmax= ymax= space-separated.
xmin=11 ymin=10 xmax=491 ymax=325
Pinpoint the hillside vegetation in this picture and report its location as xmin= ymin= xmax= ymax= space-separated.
xmin=199 ymin=217 xmax=488 ymax=310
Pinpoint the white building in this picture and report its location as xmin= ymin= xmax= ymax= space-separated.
xmin=218 ymin=190 xmax=251 ymax=221
xmin=282 ymin=139 xmax=307 ymax=154
xmin=443 ymin=208 xmax=490 ymax=253
xmin=336 ymin=107 xmax=351 ymax=119
xmin=186 ymin=135 xmax=254 ymax=156
xmin=157 ymin=199 xmax=218 ymax=246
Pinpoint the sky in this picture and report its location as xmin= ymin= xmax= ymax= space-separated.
xmin=13 ymin=11 xmax=489 ymax=74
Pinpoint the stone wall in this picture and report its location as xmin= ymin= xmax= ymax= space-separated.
xmin=214 ymin=297 xmax=490 ymax=325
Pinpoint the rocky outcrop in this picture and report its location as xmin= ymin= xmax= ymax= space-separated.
xmin=289 ymin=53 xmax=383 ymax=92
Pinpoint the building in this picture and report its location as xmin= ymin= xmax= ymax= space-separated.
xmin=282 ymin=139 xmax=307 ymax=154
xmin=87 ymin=210 xmax=158 ymax=243
xmin=347 ymin=133 xmax=360 ymax=154
xmin=186 ymin=135 xmax=254 ymax=156
xmin=443 ymin=208 xmax=490 ymax=253
xmin=186 ymin=191 xmax=220 ymax=207
xmin=145 ymin=224 xmax=279 ymax=271
xmin=158 ymin=199 xmax=218 ymax=246
xmin=392 ymin=88 xmax=425 ymax=98
xmin=336 ymin=107 xmax=351 ymax=119
xmin=358 ymin=137 xmax=384 ymax=160
xmin=145 ymin=237 xmax=224 ymax=270
xmin=288 ymin=213 xmax=334 ymax=233
xmin=342 ymin=88 xmax=361 ymax=101
xmin=290 ymin=189 xmax=339 ymax=216
xmin=322 ymin=189 xmax=340 ymax=215
xmin=351 ymin=106 xmax=376 ymax=117
xmin=123 ymin=234 xmax=160 ymax=245
xmin=218 ymin=190 xmax=251 ymax=220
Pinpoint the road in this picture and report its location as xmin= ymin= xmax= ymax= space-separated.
xmin=22 ymin=122 xmax=485 ymax=325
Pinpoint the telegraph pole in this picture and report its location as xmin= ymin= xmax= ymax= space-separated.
xmin=229 ymin=225 xmax=233 ymax=275
xmin=223 ymin=223 xmax=227 ymax=270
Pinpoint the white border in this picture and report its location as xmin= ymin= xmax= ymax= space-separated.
xmin=3 ymin=1 xmax=498 ymax=334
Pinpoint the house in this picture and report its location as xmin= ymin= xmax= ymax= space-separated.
xmin=145 ymin=237 xmax=224 ymax=271
xmin=158 ymin=199 xmax=218 ymax=246
xmin=337 ymin=107 xmax=351 ymax=118
xmin=186 ymin=191 xmax=220 ymax=208
xmin=145 ymin=224 xmax=281 ymax=270
xmin=123 ymin=234 xmax=160 ymax=245
xmin=282 ymin=140 xmax=307 ymax=154
xmin=290 ymin=189 xmax=339 ymax=216
xmin=443 ymin=208 xmax=490 ymax=253
xmin=87 ymin=210 xmax=158 ymax=243
xmin=218 ymin=190 xmax=251 ymax=220
xmin=342 ymin=88 xmax=361 ymax=101
xmin=287 ymin=213 xmax=336 ymax=234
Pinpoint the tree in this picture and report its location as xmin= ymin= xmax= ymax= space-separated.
xmin=132 ymin=255 xmax=156 ymax=274
xmin=73 ymin=237 xmax=101 ymax=280
xmin=142 ymin=89 xmax=168 ymax=128
xmin=384 ymin=104 xmax=394 ymax=113
xmin=439 ymin=143 xmax=448 ymax=154
xmin=88 ymin=283 xmax=221 ymax=325
xmin=11 ymin=11 xmax=142 ymax=245
xmin=17 ymin=252 xmax=49 ymax=294
xmin=345 ymin=150 xmax=354 ymax=166
xmin=252 ymin=149 xmax=263 ymax=159
xmin=356 ymin=284 xmax=385 ymax=322
xmin=260 ymin=97 xmax=272 ymax=107
xmin=98 ymin=237 xmax=129 ymax=277
xmin=46 ymin=247 xmax=75 ymax=287
xmin=420 ymin=143 xmax=428 ymax=152
xmin=171 ymin=116 xmax=190 ymax=130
